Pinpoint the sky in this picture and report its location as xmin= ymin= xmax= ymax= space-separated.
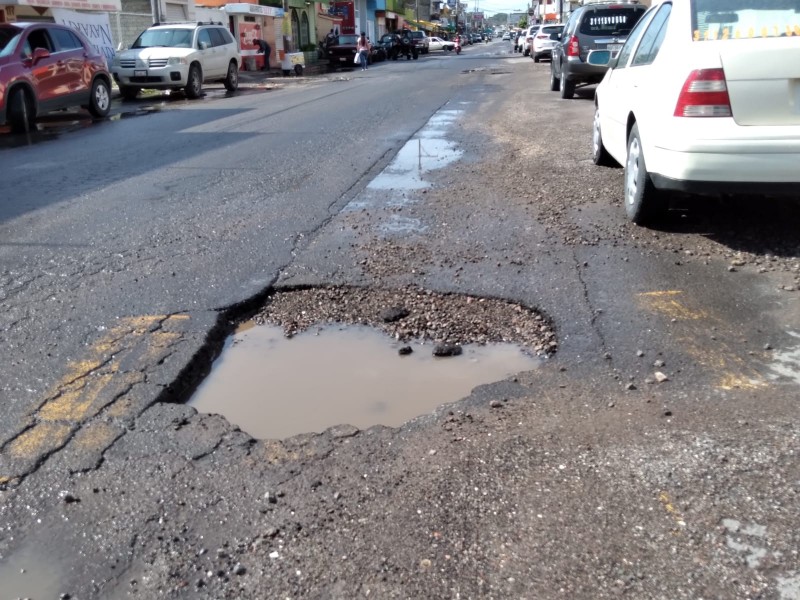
xmin=468 ymin=1 xmax=532 ymax=17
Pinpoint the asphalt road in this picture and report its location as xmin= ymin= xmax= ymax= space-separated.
xmin=1 ymin=41 xmax=799 ymax=599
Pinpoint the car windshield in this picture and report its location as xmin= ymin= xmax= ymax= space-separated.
xmin=132 ymin=28 xmax=194 ymax=49
xmin=691 ymin=0 xmax=800 ymax=40
xmin=0 ymin=25 xmax=22 ymax=57
xmin=580 ymin=8 xmax=645 ymax=35
xmin=338 ymin=34 xmax=359 ymax=44
xmin=541 ymin=25 xmax=563 ymax=35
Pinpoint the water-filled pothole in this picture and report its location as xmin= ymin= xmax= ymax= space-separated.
xmin=190 ymin=286 xmax=556 ymax=439
xmin=190 ymin=324 xmax=540 ymax=439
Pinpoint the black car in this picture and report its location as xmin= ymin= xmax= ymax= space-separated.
xmin=324 ymin=33 xmax=368 ymax=71
xmin=549 ymin=2 xmax=647 ymax=99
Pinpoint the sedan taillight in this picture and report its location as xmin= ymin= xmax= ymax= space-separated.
xmin=567 ymin=35 xmax=580 ymax=57
xmin=673 ymin=68 xmax=732 ymax=117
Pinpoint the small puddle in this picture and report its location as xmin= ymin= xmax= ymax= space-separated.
xmin=0 ymin=541 xmax=66 ymax=599
xmin=768 ymin=331 xmax=800 ymax=385
xmin=190 ymin=324 xmax=539 ymax=440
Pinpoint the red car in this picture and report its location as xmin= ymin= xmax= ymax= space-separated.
xmin=0 ymin=22 xmax=112 ymax=133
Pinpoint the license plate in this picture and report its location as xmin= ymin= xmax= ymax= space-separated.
xmin=134 ymin=69 xmax=146 ymax=76
xmin=339 ymin=57 xmax=347 ymax=62
xmin=606 ymin=43 xmax=623 ymax=53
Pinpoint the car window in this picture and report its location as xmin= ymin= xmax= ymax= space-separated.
xmin=580 ymin=8 xmax=645 ymax=36
xmin=691 ymin=0 xmax=800 ymax=41
xmin=632 ymin=3 xmax=673 ymax=66
xmin=614 ymin=6 xmax=658 ymax=68
xmin=50 ymin=28 xmax=84 ymax=52
xmin=197 ymin=29 xmax=212 ymax=49
xmin=26 ymin=29 xmax=54 ymax=53
xmin=541 ymin=26 xmax=562 ymax=35
xmin=218 ymin=28 xmax=234 ymax=45
xmin=208 ymin=28 xmax=226 ymax=47
xmin=0 ymin=26 xmax=22 ymax=57
xmin=133 ymin=28 xmax=192 ymax=49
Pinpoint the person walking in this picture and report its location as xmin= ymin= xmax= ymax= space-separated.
xmin=357 ymin=31 xmax=370 ymax=71
xmin=255 ymin=38 xmax=271 ymax=70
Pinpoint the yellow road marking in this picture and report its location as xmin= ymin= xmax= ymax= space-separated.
xmin=637 ymin=291 xmax=708 ymax=321
xmin=7 ymin=422 xmax=73 ymax=459
xmin=638 ymin=291 xmax=767 ymax=391
xmin=658 ymin=491 xmax=686 ymax=530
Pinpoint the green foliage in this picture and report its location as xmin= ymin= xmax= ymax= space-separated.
xmin=518 ymin=17 xmax=528 ymax=28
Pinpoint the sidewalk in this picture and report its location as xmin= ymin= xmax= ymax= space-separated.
xmin=238 ymin=60 xmax=330 ymax=86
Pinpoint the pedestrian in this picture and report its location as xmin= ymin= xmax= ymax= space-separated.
xmin=255 ymin=38 xmax=271 ymax=70
xmin=357 ymin=31 xmax=369 ymax=71
xmin=325 ymin=28 xmax=338 ymax=50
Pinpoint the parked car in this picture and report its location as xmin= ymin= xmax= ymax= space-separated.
xmin=379 ymin=31 xmax=419 ymax=61
xmin=532 ymin=24 xmax=564 ymax=62
xmin=407 ymin=30 xmax=430 ymax=54
xmin=0 ymin=22 xmax=112 ymax=133
xmin=550 ymin=1 xmax=647 ymax=98
xmin=513 ymin=31 xmax=524 ymax=53
xmin=428 ymin=36 xmax=455 ymax=52
xmin=590 ymin=0 xmax=800 ymax=226
xmin=111 ymin=21 xmax=240 ymax=99
xmin=324 ymin=34 xmax=365 ymax=70
xmin=521 ymin=25 xmax=540 ymax=57
xmin=502 ymin=32 xmax=511 ymax=41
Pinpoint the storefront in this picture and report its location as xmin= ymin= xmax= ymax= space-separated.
xmin=197 ymin=2 xmax=284 ymax=70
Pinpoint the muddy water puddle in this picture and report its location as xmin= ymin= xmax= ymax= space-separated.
xmin=190 ymin=324 xmax=539 ymax=439
xmin=0 ymin=541 xmax=66 ymax=599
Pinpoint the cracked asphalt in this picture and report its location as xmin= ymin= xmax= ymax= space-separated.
xmin=1 ymin=43 xmax=800 ymax=599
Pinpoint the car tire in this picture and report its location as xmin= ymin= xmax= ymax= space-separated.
xmin=523 ymin=48 xmax=530 ymax=56
xmin=534 ymin=54 xmax=540 ymax=63
xmin=592 ymin=105 xmax=616 ymax=167
xmin=625 ymin=123 xmax=666 ymax=225
xmin=185 ymin=64 xmax=202 ymax=99
xmin=7 ymin=87 xmax=34 ymax=134
xmin=549 ymin=64 xmax=560 ymax=91
xmin=560 ymin=66 xmax=575 ymax=99
xmin=119 ymin=85 xmax=140 ymax=100
xmin=224 ymin=60 xmax=239 ymax=92
xmin=87 ymin=78 xmax=111 ymax=118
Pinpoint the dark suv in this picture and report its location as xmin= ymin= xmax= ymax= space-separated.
xmin=407 ymin=30 xmax=429 ymax=54
xmin=549 ymin=1 xmax=647 ymax=99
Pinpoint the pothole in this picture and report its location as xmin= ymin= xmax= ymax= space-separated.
xmin=189 ymin=286 xmax=556 ymax=439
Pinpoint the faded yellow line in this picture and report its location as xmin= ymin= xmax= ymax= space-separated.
xmin=658 ymin=491 xmax=686 ymax=530
xmin=6 ymin=422 xmax=73 ymax=459
xmin=73 ymin=421 xmax=121 ymax=452
xmin=8 ymin=315 xmax=189 ymax=470
xmin=638 ymin=290 xmax=766 ymax=391
xmin=637 ymin=290 xmax=708 ymax=321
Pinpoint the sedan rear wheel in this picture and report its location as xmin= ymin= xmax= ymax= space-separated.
xmin=560 ymin=66 xmax=575 ymax=99
xmin=624 ymin=123 xmax=666 ymax=225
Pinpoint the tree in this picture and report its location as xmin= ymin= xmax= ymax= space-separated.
xmin=518 ymin=17 xmax=528 ymax=28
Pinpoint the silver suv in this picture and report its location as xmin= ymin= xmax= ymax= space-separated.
xmin=549 ymin=1 xmax=646 ymax=99
xmin=111 ymin=22 xmax=240 ymax=100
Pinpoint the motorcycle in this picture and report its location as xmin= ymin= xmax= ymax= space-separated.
xmin=454 ymin=37 xmax=461 ymax=55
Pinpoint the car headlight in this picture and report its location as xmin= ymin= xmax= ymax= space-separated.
xmin=167 ymin=57 xmax=188 ymax=66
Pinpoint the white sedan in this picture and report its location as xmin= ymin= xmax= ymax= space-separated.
xmin=591 ymin=0 xmax=800 ymax=225
xmin=428 ymin=36 xmax=455 ymax=52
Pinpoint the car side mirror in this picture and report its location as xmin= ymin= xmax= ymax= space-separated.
xmin=587 ymin=49 xmax=612 ymax=67
xmin=31 ymin=47 xmax=50 ymax=63
xmin=199 ymin=41 xmax=209 ymax=50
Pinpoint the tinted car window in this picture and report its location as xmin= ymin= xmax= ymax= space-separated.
xmin=614 ymin=7 xmax=657 ymax=68
xmin=0 ymin=25 xmax=22 ymax=56
xmin=691 ymin=0 xmax=799 ymax=41
xmin=51 ymin=28 xmax=83 ymax=51
xmin=134 ymin=28 xmax=192 ymax=48
xmin=580 ymin=8 xmax=645 ymax=35
xmin=197 ymin=29 xmax=212 ymax=48
xmin=632 ymin=3 xmax=672 ymax=66
xmin=218 ymin=28 xmax=234 ymax=45
xmin=541 ymin=25 xmax=563 ymax=35
xmin=27 ymin=29 xmax=54 ymax=52
xmin=208 ymin=27 xmax=226 ymax=47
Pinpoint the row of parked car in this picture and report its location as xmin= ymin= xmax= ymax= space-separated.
xmin=530 ymin=0 xmax=800 ymax=228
